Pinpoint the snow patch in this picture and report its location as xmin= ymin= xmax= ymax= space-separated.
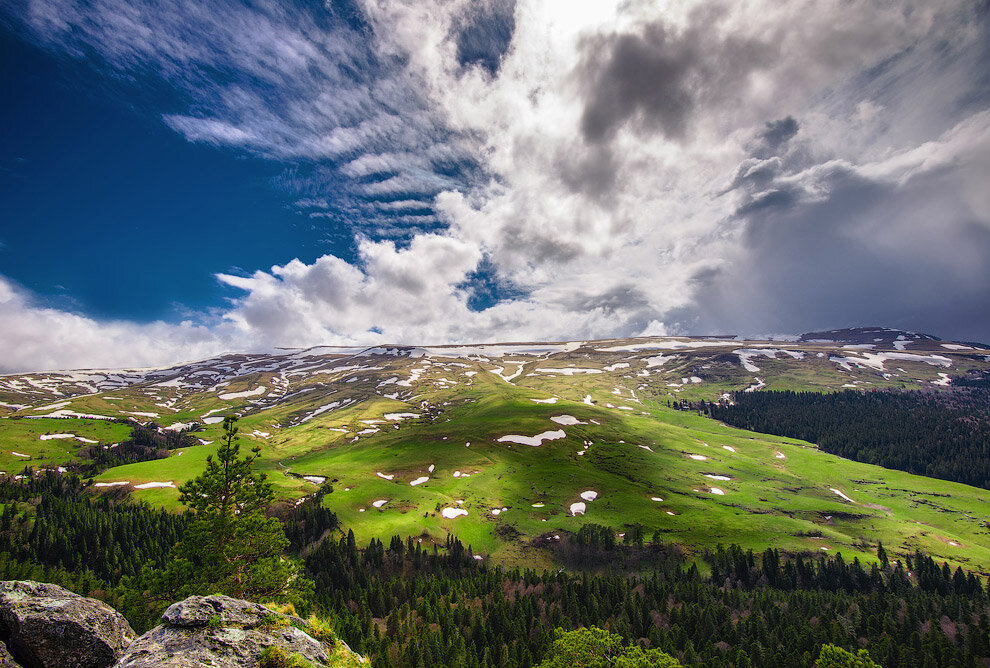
xmin=372 ymin=499 xmax=388 ymax=508
xmin=530 ymin=398 xmax=558 ymax=404
xmin=580 ymin=490 xmax=598 ymax=501
xmin=497 ymin=430 xmax=567 ymax=447
xmin=441 ymin=507 xmax=468 ymax=519
xmin=704 ymin=474 xmax=731 ymax=481
xmin=569 ymin=502 xmax=587 ymax=516
xmin=134 ymin=481 xmax=175 ymax=489
xmin=534 ymin=367 xmax=602 ymax=376
xmin=219 ymin=386 xmax=266 ymax=400
xmin=688 ymin=454 xmax=707 ymax=461
xmin=550 ymin=415 xmax=584 ymax=425
xmin=410 ymin=476 xmax=429 ymax=486
xmin=40 ymin=433 xmax=75 ymax=440
xmin=709 ymin=487 xmax=725 ymax=495
xmin=830 ymin=488 xmax=854 ymax=503
xmin=303 ymin=476 xmax=326 ymax=484
xmin=384 ymin=412 xmax=420 ymax=420
xmin=376 ymin=472 xmax=394 ymax=480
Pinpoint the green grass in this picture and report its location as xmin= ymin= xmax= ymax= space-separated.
xmin=0 ymin=417 xmax=132 ymax=472
xmin=4 ymin=340 xmax=990 ymax=575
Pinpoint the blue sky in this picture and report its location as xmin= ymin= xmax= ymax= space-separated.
xmin=1 ymin=1 xmax=988 ymax=371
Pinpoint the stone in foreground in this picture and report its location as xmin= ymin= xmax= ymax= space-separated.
xmin=115 ymin=594 xmax=364 ymax=667
xmin=0 ymin=580 xmax=136 ymax=668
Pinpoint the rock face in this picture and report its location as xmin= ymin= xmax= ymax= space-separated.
xmin=0 ymin=580 xmax=136 ymax=668
xmin=115 ymin=594 xmax=362 ymax=667
xmin=0 ymin=582 xmax=362 ymax=668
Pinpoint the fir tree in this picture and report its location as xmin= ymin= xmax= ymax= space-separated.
xmin=154 ymin=416 xmax=311 ymax=602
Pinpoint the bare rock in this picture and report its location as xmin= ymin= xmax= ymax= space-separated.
xmin=115 ymin=595 xmax=363 ymax=667
xmin=0 ymin=580 xmax=136 ymax=668
xmin=0 ymin=642 xmax=18 ymax=668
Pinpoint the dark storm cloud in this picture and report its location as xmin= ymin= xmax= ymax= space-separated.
xmin=576 ymin=6 xmax=775 ymax=143
xmin=697 ymin=160 xmax=990 ymax=342
xmin=752 ymin=116 xmax=800 ymax=158
xmin=454 ymin=0 xmax=516 ymax=76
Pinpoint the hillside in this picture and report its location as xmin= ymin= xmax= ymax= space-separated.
xmin=1 ymin=327 xmax=988 ymax=573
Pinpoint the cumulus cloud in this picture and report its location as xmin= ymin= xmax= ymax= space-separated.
xmin=2 ymin=0 xmax=989 ymax=371
xmin=0 ymin=276 xmax=229 ymax=373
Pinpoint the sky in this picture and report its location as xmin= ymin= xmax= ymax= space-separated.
xmin=1 ymin=0 xmax=988 ymax=372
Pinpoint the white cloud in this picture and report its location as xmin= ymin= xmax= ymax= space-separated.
xmin=0 ymin=276 xmax=230 ymax=373
xmin=4 ymin=0 xmax=988 ymax=371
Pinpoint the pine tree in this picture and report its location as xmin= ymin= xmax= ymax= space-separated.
xmin=154 ymin=416 xmax=311 ymax=602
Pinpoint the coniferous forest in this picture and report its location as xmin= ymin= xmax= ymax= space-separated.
xmin=709 ymin=388 xmax=990 ymax=489
xmin=0 ymin=467 xmax=988 ymax=667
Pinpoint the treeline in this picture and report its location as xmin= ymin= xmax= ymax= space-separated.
xmin=1 ymin=467 xmax=989 ymax=666
xmin=0 ymin=471 xmax=185 ymax=582
xmin=76 ymin=422 xmax=201 ymax=475
xmin=708 ymin=389 xmax=990 ymax=489
xmin=300 ymin=531 xmax=990 ymax=668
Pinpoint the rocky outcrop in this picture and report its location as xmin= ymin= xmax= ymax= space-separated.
xmin=115 ymin=594 xmax=365 ymax=667
xmin=0 ymin=582 xmax=364 ymax=668
xmin=0 ymin=581 xmax=136 ymax=668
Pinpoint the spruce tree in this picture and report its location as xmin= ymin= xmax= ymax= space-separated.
xmin=154 ymin=416 xmax=311 ymax=602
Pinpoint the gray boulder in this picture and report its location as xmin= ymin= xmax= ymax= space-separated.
xmin=0 ymin=580 xmax=136 ymax=668
xmin=115 ymin=594 xmax=363 ymax=667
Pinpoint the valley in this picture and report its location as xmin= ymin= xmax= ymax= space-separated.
xmin=1 ymin=327 xmax=988 ymax=574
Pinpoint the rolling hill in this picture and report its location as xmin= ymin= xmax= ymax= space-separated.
xmin=1 ymin=327 xmax=988 ymax=573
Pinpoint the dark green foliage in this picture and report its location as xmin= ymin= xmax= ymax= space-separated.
xmin=77 ymin=422 xmax=199 ymax=475
xmin=280 ymin=483 xmax=339 ymax=552
xmin=298 ymin=532 xmax=989 ymax=668
xmin=710 ymin=389 xmax=990 ymax=488
xmin=0 ymin=470 xmax=185 ymax=582
xmin=152 ymin=416 xmax=311 ymax=603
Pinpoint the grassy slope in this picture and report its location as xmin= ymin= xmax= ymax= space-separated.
xmin=84 ymin=370 xmax=990 ymax=574
xmin=4 ymin=339 xmax=989 ymax=574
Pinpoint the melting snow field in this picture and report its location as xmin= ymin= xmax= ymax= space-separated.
xmin=410 ymin=477 xmax=429 ymax=486
xmin=709 ymin=488 xmax=726 ymax=495
xmin=94 ymin=481 xmax=128 ymax=487
xmin=11 ymin=452 xmax=29 ymax=458
xmin=775 ymin=452 xmax=786 ymax=459
xmin=580 ymin=490 xmax=598 ymax=501
xmin=535 ymin=368 xmax=602 ymax=376
xmin=303 ymin=476 xmax=326 ymax=484
xmin=704 ymin=474 xmax=731 ymax=481
xmin=497 ymin=430 xmax=567 ymax=447
xmin=830 ymin=488 xmax=854 ymax=503
xmin=134 ymin=481 xmax=175 ymax=489
xmin=384 ymin=412 xmax=420 ymax=420
xmin=638 ymin=445 xmax=654 ymax=452
xmin=651 ymin=496 xmax=663 ymax=502
xmin=530 ymin=397 xmax=558 ymax=404
xmin=372 ymin=499 xmax=388 ymax=508
xmin=531 ymin=503 xmax=545 ymax=508
xmin=39 ymin=433 xmax=76 ymax=440
xmin=569 ymin=502 xmax=587 ymax=516
xmin=376 ymin=472 xmax=394 ymax=480
xmin=550 ymin=415 xmax=585 ymax=425
xmin=688 ymin=454 xmax=707 ymax=461
xmin=441 ymin=507 xmax=468 ymax=519
xmin=218 ymin=386 xmax=267 ymax=400
xmin=722 ymin=445 xmax=736 ymax=453
xmin=830 ymin=352 xmax=952 ymax=372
